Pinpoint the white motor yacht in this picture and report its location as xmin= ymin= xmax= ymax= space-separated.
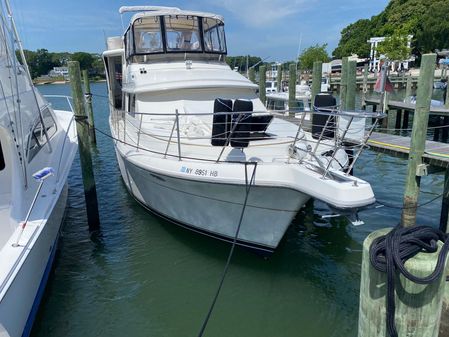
xmin=0 ymin=2 xmax=78 ymax=336
xmin=103 ymin=6 xmax=383 ymax=253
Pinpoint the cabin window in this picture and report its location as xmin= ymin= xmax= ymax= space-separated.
xmin=164 ymin=15 xmax=201 ymax=52
xmin=134 ymin=16 xmax=163 ymax=54
xmin=0 ymin=140 xmax=5 ymax=171
xmin=203 ymin=18 xmax=226 ymax=53
xmin=127 ymin=94 xmax=136 ymax=117
xmin=27 ymin=107 xmax=57 ymax=162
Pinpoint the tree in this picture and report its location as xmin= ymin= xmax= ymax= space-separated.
xmin=71 ymin=52 xmax=95 ymax=70
xmin=333 ymin=0 xmax=449 ymax=60
xmin=298 ymin=44 xmax=330 ymax=70
xmin=377 ymin=30 xmax=411 ymax=62
xmin=332 ymin=19 xmax=373 ymax=59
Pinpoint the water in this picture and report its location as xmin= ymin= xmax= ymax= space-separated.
xmin=30 ymin=83 xmax=444 ymax=337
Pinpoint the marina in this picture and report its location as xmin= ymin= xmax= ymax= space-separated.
xmin=1 ymin=1 xmax=449 ymax=337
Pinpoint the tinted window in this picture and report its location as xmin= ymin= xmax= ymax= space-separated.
xmin=134 ymin=16 xmax=163 ymax=54
xmin=165 ymin=15 xmax=201 ymax=52
xmin=27 ymin=108 xmax=57 ymax=162
xmin=203 ymin=18 xmax=226 ymax=53
xmin=0 ymin=141 xmax=4 ymax=171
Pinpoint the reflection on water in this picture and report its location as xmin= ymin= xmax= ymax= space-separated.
xmin=30 ymin=84 xmax=443 ymax=337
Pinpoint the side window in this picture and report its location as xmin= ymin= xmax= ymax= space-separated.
xmin=0 ymin=140 xmax=5 ymax=171
xmin=128 ymin=94 xmax=136 ymax=117
xmin=203 ymin=18 xmax=226 ymax=53
xmin=27 ymin=107 xmax=57 ymax=162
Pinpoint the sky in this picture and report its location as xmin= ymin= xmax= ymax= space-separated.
xmin=11 ymin=0 xmax=389 ymax=62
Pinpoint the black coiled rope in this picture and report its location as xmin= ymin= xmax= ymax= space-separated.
xmin=370 ymin=225 xmax=449 ymax=337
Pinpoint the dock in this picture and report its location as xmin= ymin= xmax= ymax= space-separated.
xmin=280 ymin=114 xmax=449 ymax=169
xmin=364 ymin=97 xmax=449 ymax=116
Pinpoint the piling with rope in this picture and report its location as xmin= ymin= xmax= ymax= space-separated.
xmin=82 ymin=69 xmax=96 ymax=144
xmin=288 ymin=63 xmax=296 ymax=111
xmin=259 ymin=65 xmax=266 ymax=105
xmin=357 ymin=54 xmax=449 ymax=337
xmin=358 ymin=227 xmax=449 ymax=337
xmin=311 ymin=61 xmax=322 ymax=104
xmin=68 ymin=61 xmax=100 ymax=230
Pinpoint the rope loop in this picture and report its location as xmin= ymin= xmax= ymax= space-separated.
xmin=370 ymin=225 xmax=449 ymax=337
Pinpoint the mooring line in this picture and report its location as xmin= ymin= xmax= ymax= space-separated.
xmin=196 ymin=162 xmax=257 ymax=337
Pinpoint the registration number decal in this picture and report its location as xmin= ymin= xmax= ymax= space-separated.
xmin=180 ymin=166 xmax=218 ymax=177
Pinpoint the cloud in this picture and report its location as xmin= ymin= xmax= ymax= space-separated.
xmin=212 ymin=0 xmax=314 ymax=27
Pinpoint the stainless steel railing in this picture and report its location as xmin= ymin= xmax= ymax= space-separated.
xmin=111 ymin=106 xmax=386 ymax=179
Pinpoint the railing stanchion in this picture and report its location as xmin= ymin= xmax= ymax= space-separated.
xmin=136 ymin=111 xmax=144 ymax=151
xmin=164 ymin=119 xmax=177 ymax=158
xmin=175 ymin=109 xmax=182 ymax=161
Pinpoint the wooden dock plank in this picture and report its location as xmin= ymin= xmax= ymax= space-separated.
xmin=365 ymin=98 xmax=449 ymax=115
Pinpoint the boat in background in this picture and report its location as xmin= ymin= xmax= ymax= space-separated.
xmin=103 ymin=6 xmax=384 ymax=253
xmin=0 ymin=1 xmax=78 ymax=336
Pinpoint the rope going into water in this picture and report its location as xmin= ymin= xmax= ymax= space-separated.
xmin=369 ymin=225 xmax=449 ymax=337
xmin=196 ymin=162 xmax=257 ymax=337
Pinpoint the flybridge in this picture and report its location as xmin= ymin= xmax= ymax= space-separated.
xmin=123 ymin=9 xmax=227 ymax=60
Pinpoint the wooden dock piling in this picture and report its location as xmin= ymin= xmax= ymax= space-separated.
xmin=288 ymin=63 xmax=296 ymax=110
xmin=346 ymin=60 xmax=356 ymax=111
xmin=339 ymin=57 xmax=349 ymax=110
xmin=82 ymin=69 xmax=96 ymax=144
xmin=248 ymin=67 xmax=255 ymax=83
xmin=401 ymin=54 xmax=437 ymax=227
xmin=68 ymin=61 xmax=100 ymax=230
xmin=259 ymin=65 xmax=266 ymax=105
xmin=362 ymin=64 xmax=368 ymax=108
xmin=276 ymin=64 xmax=282 ymax=92
xmin=405 ymin=74 xmax=413 ymax=103
xmin=311 ymin=61 xmax=322 ymax=104
xmin=358 ymin=228 xmax=448 ymax=337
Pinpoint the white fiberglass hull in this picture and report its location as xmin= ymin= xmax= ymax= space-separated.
xmin=115 ymin=149 xmax=310 ymax=253
xmin=0 ymin=185 xmax=67 ymax=337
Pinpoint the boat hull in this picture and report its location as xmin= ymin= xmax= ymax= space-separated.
xmin=0 ymin=185 xmax=68 ymax=337
xmin=115 ymin=149 xmax=309 ymax=253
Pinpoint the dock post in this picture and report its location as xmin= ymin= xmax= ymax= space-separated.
xmin=346 ymin=60 xmax=357 ymax=111
xmin=68 ymin=61 xmax=100 ymax=230
xmin=361 ymin=64 xmax=368 ymax=109
xmin=311 ymin=61 xmax=322 ymax=104
xmin=82 ymin=69 xmax=96 ymax=144
xmin=259 ymin=65 xmax=266 ymax=105
xmin=405 ymin=74 xmax=413 ymax=103
xmin=395 ymin=109 xmax=403 ymax=130
xmin=288 ymin=63 xmax=297 ymax=111
xmin=248 ymin=67 xmax=255 ymax=83
xmin=439 ymin=169 xmax=449 ymax=336
xmin=339 ymin=57 xmax=349 ymax=110
xmin=401 ymin=54 xmax=436 ymax=227
xmin=358 ymin=228 xmax=448 ymax=337
xmin=276 ymin=64 xmax=282 ymax=92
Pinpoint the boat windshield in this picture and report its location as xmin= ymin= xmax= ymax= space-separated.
xmin=126 ymin=15 xmax=227 ymax=60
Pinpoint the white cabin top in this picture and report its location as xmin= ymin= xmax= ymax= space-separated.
xmin=121 ymin=6 xmax=227 ymax=62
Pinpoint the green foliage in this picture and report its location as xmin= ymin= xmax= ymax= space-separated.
xmin=333 ymin=0 xmax=449 ymax=59
xmin=18 ymin=49 xmax=104 ymax=78
xmin=225 ymin=55 xmax=263 ymax=71
xmin=298 ymin=44 xmax=330 ymax=70
xmin=332 ymin=19 xmax=372 ymax=59
xmin=377 ymin=28 xmax=411 ymax=61
xmin=71 ymin=52 xmax=95 ymax=70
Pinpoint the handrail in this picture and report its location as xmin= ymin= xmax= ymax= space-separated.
xmin=113 ymin=106 xmax=386 ymax=181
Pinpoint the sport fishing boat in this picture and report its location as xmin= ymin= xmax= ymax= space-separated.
xmin=0 ymin=2 xmax=78 ymax=336
xmin=103 ymin=6 xmax=384 ymax=253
